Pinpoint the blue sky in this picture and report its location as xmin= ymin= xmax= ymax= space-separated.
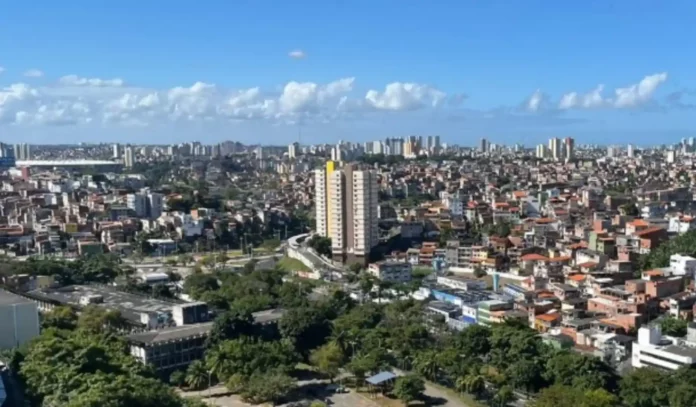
xmin=1 ymin=0 xmax=695 ymax=146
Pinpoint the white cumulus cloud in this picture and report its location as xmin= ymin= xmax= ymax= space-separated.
xmin=613 ymin=72 xmax=668 ymax=108
xmin=365 ymin=82 xmax=446 ymax=111
xmin=23 ymin=69 xmax=44 ymax=78
xmin=556 ymin=73 xmax=668 ymax=110
xmin=288 ymin=50 xmax=307 ymax=59
xmin=59 ymin=75 xmax=125 ymax=87
xmin=0 ymin=74 xmax=459 ymax=127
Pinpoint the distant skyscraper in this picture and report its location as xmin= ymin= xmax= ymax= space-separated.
xmin=607 ymin=146 xmax=615 ymax=158
xmin=548 ymin=137 xmax=561 ymax=161
xmin=288 ymin=142 xmax=299 ymax=159
xmin=12 ymin=143 xmax=30 ymax=160
xmin=480 ymin=138 xmax=488 ymax=153
xmin=627 ymin=144 xmax=635 ymax=158
xmin=536 ymin=144 xmax=547 ymax=159
xmin=113 ymin=143 xmax=121 ymax=159
xmin=563 ymin=137 xmax=574 ymax=160
xmin=124 ymin=146 xmax=134 ymax=168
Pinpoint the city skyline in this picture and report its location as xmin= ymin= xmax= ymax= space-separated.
xmin=2 ymin=1 xmax=696 ymax=144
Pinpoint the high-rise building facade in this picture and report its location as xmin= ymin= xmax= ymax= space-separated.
xmin=12 ymin=143 xmax=31 ymax=160
xmin=124 ymin=146 xmax=134 ymax=168
xmin=563 ymin=137 xmax=574 ymax=160
xmin=288 ymin=142 xmax=299 ymax=159
xmin=113 ymin=143 xmax=121 ymax=159
xmin=315 ymin=162 xmax=378 ymax=264
xmin=480 ymin=138 xmax=488 ymax=153
xmin=548 ymin=137 xmax=561 ymax=161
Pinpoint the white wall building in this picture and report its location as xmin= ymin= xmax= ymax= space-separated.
xmin=670 ymin=254 xmax=696 ymax=279
xmin=367 ymin=262 xmax=412 ymax=283
xmin=632 ymin=325 xmax=696 ymax=371
xmin=0 ymin=290 xmax=40 ymax=350
xmin=127 ymin=193 xmax=148 ymax=218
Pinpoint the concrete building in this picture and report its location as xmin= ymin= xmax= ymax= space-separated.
xmin=367 ymin=261 xmax=412 ymax=283
xmin=127 ymin=193 xmax=148 ymax=218
xmin=127 ymin=308 xmax=284 ymax=374
xmin=670 ymin=254 xmax=696 ymax=279
xmin=479 ymin=138 xmax=488 ymax=153
xmin=288 ymin=142 xmax=299 ymax=159
xmin=113 ymin=143 xmax=121 ymax=159
xmin=124 ymin=146 xmax=135 ymax=168
xmin=315 ymin=161 xmax=378 ymax=264
xmin=564 ymin=137 xmax=574 ymax=160
xmin=548 ymin=137 xmax=561 ymax=161
xmin=536 ymin=144 xmax=547 ymax=159
xmin=0 ymin=290 xmax=40 ymax=350
xmin=632 ymin=325 xmax=696 ymax=371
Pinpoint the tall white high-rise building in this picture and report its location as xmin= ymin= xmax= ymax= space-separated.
xmin=113 ymin=143 xmax=121 ymax=159
xmin=563 ymin=137 xmax=574 ymax=160
xmin=12 ymin=143 xmax=31 ymax=160
xmin=548 ymin=137 xmax=561 ymax=161
xmin=627 ymin=144 xmax=635 ymax=158
xmin=315 ymin=162 xmax=378 ymax=264
xmin=288 ymin=142 xmax=299 ymax=159
xmin=124 ymin=146 xmax=134 ymax=168
xmin=607 ymin=146 xmax=615 ymax=158
xmin=480 ymin=138 xmax=488 ymax=153
xmin=536 ymin=144 xmax=547 ymax=159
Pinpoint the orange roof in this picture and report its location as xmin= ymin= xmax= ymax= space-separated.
xmin=635 ymin=227 xmax=665 ymax=237
xmin=535 ymin=218 xmax=556 ymax=224
xmin=537 ymin=292 xmax=557 ymax=299
xmin=643 ymin=270 xmax=664 ymax=277
xmin=567 ymin=274 xmax=586 ymax=282
xmin=568 ymin=242 xmax=588 ymax=249
xmin=521 ymin=253 xmax=549 ymax=262
xmin=577 ymin=262 xmax=598 ymax=268
xmin=536 ymin=313 xmax=561 ymax=322
xmin=549 ymin=256 xmax=572 ymax=262
xmin=629 ymin=219 xmax=649 ymax=227
xmin=513 ymin=191 xmax=528 ymax=198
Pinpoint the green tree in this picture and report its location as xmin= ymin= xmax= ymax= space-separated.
xmin=206 ymin=309 xmax=254 ymax=347
xmin=473 ymin=266 xmax=487 ymax=279
xmin=241 ymin=371 xmax=295 ymax=406
xmin=669 ymin=383 xmax=696 ymax=407
xmin=310 ymin=342 xmax=344 ymax=383
xmin=225 ymin=373 xmax=247 ymax=393
xmin=349 ymin=262 xmax=363 ymax=273
xmin=492 ymin=385 xmax=515 ymax=407
xmin=42 ymin=305 xmax=77 ymax=330
xmin=77 ymin=306 xmax=125 ymax=333
xmin=393 ymin=375 xmax=425 ymax=405
xmin=619 ymin=367 xmax=671 ymax=407
xmin=182 ymin=273 xmax=219 ymax=299
xmin=464 ymin=374 xmax=486 ymax=399
xmin=185 ymin=360 xmax=210 ymax=390
xmin=660 ymin=317 xmax=688 ymax=337
xmin=584 ymin=388 xmax=620 ymax=407
xmin=169 ymin=370 xmax=186 ymax=387
xmin=508 ymin=358 xmax=545 ymax=395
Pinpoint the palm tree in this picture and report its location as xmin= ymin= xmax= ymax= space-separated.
xmin=185 ymin=360 xmax=209 ymax=390
xmin=465 ymin=374 xmax=486 ymax=400
xmin=454 ymin=376 xmax=467 ymax=396
xmin=205 ymin=345 xmax=232 ymax=383
xmin=492 ymin=385 xmax=514 ymax=407
xmin=414 ymin=352 xmax=439 ymax=382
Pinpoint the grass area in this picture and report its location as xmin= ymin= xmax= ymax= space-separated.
xmin=226 ymin=248 xmax=275 ymax=257
xmin=277 ymin=256 xmax=312 ymax=272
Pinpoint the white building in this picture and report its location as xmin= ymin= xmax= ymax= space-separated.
xmin=536 ymin=144 xmax=547 ymax=159
xmin=124 ymin=146 xmax=135 ymax=168
xmin=0 ymin=290 xmax=40 ymax=350
xmin=314 ymin=168 xmax=328 ymax=237
xmin=670 ymin=254 xmax=696 ymax=279
xmin=127 ymin=193 xmax=148 ymax=218
xmin=548 ymin=137 xmax=561 ymax=161
xmin=113 ymin=143 xmax=121 ymax=159
xmin=437 ymin=275 xmax=487 ymax=291
xmin=288 ymin=142 xmax=299 ymax=159
xmin=632 ymin=325 xmax=696 ymax=371
xmin=367 ymin=261 xmax=412 ymax=283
